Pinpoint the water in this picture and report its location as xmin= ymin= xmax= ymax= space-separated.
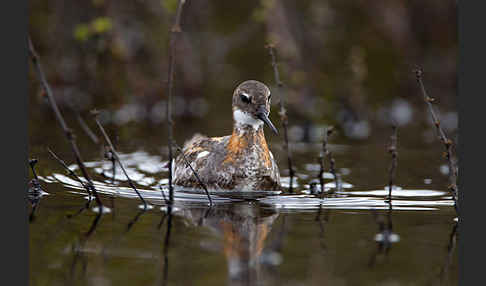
xmin=28 ymin=123 xmax=458 ymax=286
xmin=28 ymin=1 xmax=457 ymax=283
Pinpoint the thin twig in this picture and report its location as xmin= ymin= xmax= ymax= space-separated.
xmin=319 ymin=127 xmax=340 ymax=197
xmin=28 ymin=36 xmax=103 ymax=207
xmin=266 ymin=44 xmax=295 ymax=192
xmin=73 ymin=109 xmax=99 ymax=144
xmin=319 ymin=127 xmax=332 ymax=196
xmin=414 ymin=67 xmax=458 ymax=212
xmin=329 ymin=158 xmax=340 ymax=194
xmin=165 ymin=0 xmax=186 ymax=204
xmin=110 ymin=149 xmax=116 ymax=183
xmin=173 ymin=143 xmax=213 ymax=206
xmin=159 ymin=185 xmax=169 ymax=205
xmin=29 ymin=159 xmax=39 ymax=180
xmin=101 ymin=145 xmax=117 ymax=184
xmin=28 ymin=159 xmax=43 ymax=222
xmin=385 ymin=125 xmax=398 ymax=202
xmin=317 ymin=157 xmax=325 ymax=196
xmin=47 ymin=148 xmax=92 ymax=195
xmin=28 ymin=159 xmax=43 ymax=195
xmin=92 ymin=111 xmax=147 ymax=208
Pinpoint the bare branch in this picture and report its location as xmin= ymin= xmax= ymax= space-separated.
xmin=319 ymin=127 xmax=341 ymax=197
xmin=385 ymin=125 xmax=398 ymax=202
xmin=266 ymin=44 xmax=295 ymax=192
xmin=92 ymin=111 xmax=147 ymax=208
xmin=47 ymin=148 xmax=91 ymax=194
xmin=165 ymin=0 xmax=186 ymax=204
xmin=28 ymin=36 xmax=103 ymax=207
xmin=414 ymin=67 xmax=458 ymax=212
xmin=173 ymin=143 xmax=213 ymax=206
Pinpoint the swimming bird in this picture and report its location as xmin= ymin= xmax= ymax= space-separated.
xmin=173 ymin=80 xmax=281 ymax=191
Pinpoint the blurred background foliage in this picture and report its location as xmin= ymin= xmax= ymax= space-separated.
xmin=28 ymin=0 xmax=457 ymax=149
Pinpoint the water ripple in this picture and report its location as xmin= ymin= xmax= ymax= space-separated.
xmin=38 ymin=149 xmax=455 ymax=212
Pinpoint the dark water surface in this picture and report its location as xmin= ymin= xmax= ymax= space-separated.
xmin=28 ymin=0 xmax=458 ymax=284
xmin=29 ymin=114 xmax=458 ymax=286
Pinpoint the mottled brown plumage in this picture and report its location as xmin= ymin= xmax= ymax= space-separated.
xmin=173 ymin=80 xmax=281 ymax=191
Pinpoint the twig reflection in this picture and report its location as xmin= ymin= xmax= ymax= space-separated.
xmin=68 ymin=209 xmax=103 ymax=283
xmin=368 ymin=203 xmax=399 ymax=267
xmin=439 ymin=221 xmax=458 ymax=285
xmin=66 ymin=199 xmax=92 ymax=220
xmin=161 ymin=205 xmax=174 ymax=286
xmin=315 ymin=207 xmax=330 ymax=254
xmin=101 ymin=207 xmax=147 ymax=260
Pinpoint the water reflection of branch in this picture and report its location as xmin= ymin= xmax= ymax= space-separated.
xmin=158 ymin=212 xmax=168 ymax=230
xmin=439 ymin=221 xmax=458 ymax=285
xmin=266 ymin=44 xmax=295 ymax=192
xmin=315 ymin=208 xmax=330 ymax=253
xmin=101 ymin=208 xmax=147 ymax=260
xmin=414 ymin=67 xmax=458 ymax=214
xmin=92 ymin=111 xmax=147 ymax=208
xmin=161 ymin=206 xmax=174 ymax=286
xmin=66 ymin=199 xmax=92 ymax=220
xmin=125 ymin=209 xmax=146 ymax=232
xmin=28 ymin=36 xmax=104 ymax=207
xmin=368 ymin=203 xmax=397 ymax=267
xmin=198 ymin=205 xmax=213 ymax=226
xmin=68 ymin=210 xmax=103 ymax=283
xmin=29 ymin=202 xmax=39 ymax=223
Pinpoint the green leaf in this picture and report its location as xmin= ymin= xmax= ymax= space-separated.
xmin=92 ymin=17 xmax=113 ymax=34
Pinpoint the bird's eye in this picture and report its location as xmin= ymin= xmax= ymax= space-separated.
xmin=240 ymin=93 xmax=251 ymax=104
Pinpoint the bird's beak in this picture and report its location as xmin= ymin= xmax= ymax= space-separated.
xmin=257 ymin=106 xmax=278 ymax=135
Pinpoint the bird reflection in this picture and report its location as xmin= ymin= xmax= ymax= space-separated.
xmin=174 ymin=202 xmax=281 ymax=286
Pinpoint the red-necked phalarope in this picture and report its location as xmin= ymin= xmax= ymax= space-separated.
xmin=173 ymin=80 xmax=281 ymax=191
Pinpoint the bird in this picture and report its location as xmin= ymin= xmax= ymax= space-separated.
xmin=173 ymin=80 xmax=281 ymax=192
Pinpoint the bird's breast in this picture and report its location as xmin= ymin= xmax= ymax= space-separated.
xmin=224 ymin=130 xmax=272 ymax=169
